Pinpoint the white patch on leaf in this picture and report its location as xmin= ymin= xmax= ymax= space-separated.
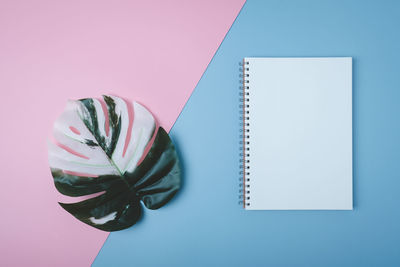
xmin=48 ymin=95 xmax=156 ymax=177
xmin=89 ymin=211 xmax=117 ymax=225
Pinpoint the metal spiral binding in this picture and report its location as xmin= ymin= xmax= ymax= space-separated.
xmin=239 ymin=59 xmax=250 ymax=208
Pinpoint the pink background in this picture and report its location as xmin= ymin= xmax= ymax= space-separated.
xmin=0 ymin=0 xmax=244 ymax=266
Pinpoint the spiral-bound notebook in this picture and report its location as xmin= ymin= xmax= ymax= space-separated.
xmin=240 ymin=57 xmax=352 ymax=210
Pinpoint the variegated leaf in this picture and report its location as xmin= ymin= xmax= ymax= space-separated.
xmin=48 ymin=95 xmax=181 ymax=232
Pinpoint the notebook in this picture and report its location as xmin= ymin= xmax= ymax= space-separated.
xmin=240 ymin=57 xmax=352 ymax=210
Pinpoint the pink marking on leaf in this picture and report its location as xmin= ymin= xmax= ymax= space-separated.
xmin=98 ymin=97 xmax=110 ymax=137
xmin=136 ymin=120 xmax=159 ymax=167
xmin=122 ymin=98 xmax=134 ymax=158
xmin=69 ymin=126 xmax=81 ymax=135
xmin=55 ymin=141 xmax=90 ymax=160
xmin=58 ymin=190 xmax=106 ymax=204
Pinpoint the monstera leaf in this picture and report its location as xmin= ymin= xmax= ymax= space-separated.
xmin=48 ymin=95 xmax=181 ymax=232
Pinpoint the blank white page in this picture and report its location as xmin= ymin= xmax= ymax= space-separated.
xmin=245 ymin=57 xmax=352 ymax=210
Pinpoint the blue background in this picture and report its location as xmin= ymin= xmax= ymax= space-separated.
xmin=94 ymin=0 xmax=400 ymax=266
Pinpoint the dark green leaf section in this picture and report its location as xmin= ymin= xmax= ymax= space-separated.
xmin=103 ymin=95 xmax=122 ymax=157
xmin=79 ymin=97 xmax=121 ymax=158
xmin=84 ymin=139 xmax=98 ymax=147
xmin=52 ymin=169 xmax=125 ymax=197
xmin=125 ymin=127 xmax=181 ymax=210
xmin=52 ymin=127 xmax=181 ymax=232
xmin=60 ymin=188 xmax=141 ymax=232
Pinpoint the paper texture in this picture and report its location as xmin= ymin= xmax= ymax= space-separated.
xmin=245 ymin=57 xmax=352 ymax=210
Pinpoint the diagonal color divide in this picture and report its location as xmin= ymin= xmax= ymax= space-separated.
xmin=0 ymin=0 xmax=245 ymax=266
xmin=95 ymin=0 xmax=400 ymax=266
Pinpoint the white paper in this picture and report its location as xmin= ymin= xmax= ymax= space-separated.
xmin=245 ymin=57 xmax=352 ymax=210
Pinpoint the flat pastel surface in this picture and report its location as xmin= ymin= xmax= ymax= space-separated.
xmin=95 ymin=0 xmax=400 ymax=266
xmin=0 ymin=0 xmax=244 ymax=266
